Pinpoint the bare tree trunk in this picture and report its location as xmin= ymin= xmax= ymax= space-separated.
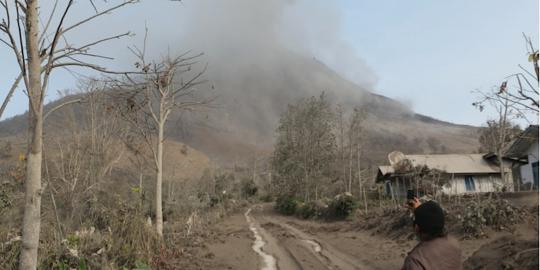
xmin=19 ymin=1 xmax=44 ymax=269
xmin=378 ymin=187 xmax=382 ymax=208
xmin=253 ymin=154 xmax=257 ymax=184
xmin=362 ymin=187 xmax=368 ymax=214
xmin=338 ymin=107 xmax=346 ymax=192
xmin=304 ymin=148 xmax=309 ymax=201
xmin=348 ymin=142 xmax=353 ymax=193
xmin=498 ymin=98 xmax=510 ymax=191
xmin=20 ymin=100 xmax=44 ymax=270
xmin=156 ymin=119 xmax=164 ymax=237
xmin=139 ymin=172 xmax=144 ymax=207
xmin=357 ymin=143 xmax=361 ymax=199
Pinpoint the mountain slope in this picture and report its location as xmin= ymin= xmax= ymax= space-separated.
xmin=0 ymin=50 xmax=479 ymax=166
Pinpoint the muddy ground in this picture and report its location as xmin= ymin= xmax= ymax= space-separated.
xmin=170 ymin=199 xmax=538 ymax=270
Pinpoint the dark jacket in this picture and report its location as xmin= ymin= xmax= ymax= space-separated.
xmin=401 ymin=236 xmax=462 ymax=270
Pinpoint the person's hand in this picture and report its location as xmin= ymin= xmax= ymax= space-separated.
xmin=405 ymin=197 xmax=421 ymax=210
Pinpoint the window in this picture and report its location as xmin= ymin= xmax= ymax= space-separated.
xmin=464 ymin=176 xmax=476 ymax=191
xmin=385 ymin=181 xmax=392 ymax=196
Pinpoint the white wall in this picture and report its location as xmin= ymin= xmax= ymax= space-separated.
xmin=442 ymin=175 xmax=506 ymax=195
xmin=519 ymin=141 xmax=539 ymax=184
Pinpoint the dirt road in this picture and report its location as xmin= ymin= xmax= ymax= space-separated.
xmin=203 ymin=205 xmax=411 ymax=270
xmin=192 ymin=202 xmax=538 ymax=270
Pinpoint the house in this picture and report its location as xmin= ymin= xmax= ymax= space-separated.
xmin=505 ymin=125 xmax=539 ymax=189
xmin=376 ymin=152 xmax=513 ymax=198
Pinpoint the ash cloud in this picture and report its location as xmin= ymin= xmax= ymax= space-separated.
xmin=175 ymin=0 xmax=377 ymax=89
xmin=159 ymin=0 xmax=384 ymax=143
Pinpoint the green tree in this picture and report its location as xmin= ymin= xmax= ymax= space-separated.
xmin=272 ymin=93 xmax=336 ymax=201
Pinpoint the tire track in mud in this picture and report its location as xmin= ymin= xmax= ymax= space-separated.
xmin=247 ymin=206 xmax=377 ymax=270
xmin=245 ymin=208 xmax=306 ymax=270
xmin=244 ymin=208 xmax=278 ymax=270
xmin=260 ymin=218 xmax=364 ymax=270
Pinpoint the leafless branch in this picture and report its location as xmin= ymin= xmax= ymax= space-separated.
xmin=39 ymin=0 xmax=59 ymax=44
xmin=41 ymin=0 xmax=74 ymax=103
xmin=14 ymin=1 xmax=25 ymax=75
xmin=50 ymin=61 xmax=143 ymax=75
xmin=61 ymin=0 xmax=138 ymax=35
xmin=89 ymin=0 xmax=99 ymax=13
xmin=43 ymin=98 xmax=82 ymax=120
xmin=0 ymin=72 xmax=23 ymax=119
xmin=53 ymin=31 xmax=131 ymax=61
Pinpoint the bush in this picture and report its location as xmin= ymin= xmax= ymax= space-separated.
xmin=38 ymin=197 xmax=160 ymax=269
xmin=240 ymin=178 xmax=258 ymax=198
xmin=296 ymin=200 xmax=328 ymax=219
xmin=0 ymin=185 xmax=11 ymax=215
xmin=458 ymin=197 xmax=522 ymax=238
xmin=259 ymin=193 xmax=273 ymax=202
xmin=326 ymin=193 xmax=356 ymax=220
xmin=275 ymin=196 xmax=300 ymax=215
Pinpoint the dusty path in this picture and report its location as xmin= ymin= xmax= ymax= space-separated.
xmin=198 ymin=198 xmax=538 ymax=270
xmin=244 ymin=208 xmax=278 ymax=270
xmin=256 ymin=205 xmax=405 ymax=270
xmin=201 ymin=205 xmax=389 ymax=269
xmin=201 ymin=204 xmax=411 ymax=269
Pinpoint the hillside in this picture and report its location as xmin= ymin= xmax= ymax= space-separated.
xmin=0 ymin=50 xmax=479 ymax=166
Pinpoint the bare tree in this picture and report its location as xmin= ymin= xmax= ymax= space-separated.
xmin=336 ymin=104 xmax=347 ymax=192
xmin=473 ymin=34 xmax=539 ymax=121
xmin=29 ymin=80 xmax=128 ymax=260
xmin=346 ymin=106 xmax=366 ymax=194
xmin=117 ymin=40 xmax=211 ymax=236
xmin=477 ymin=117 xmax=521 ymax=190
xmin=474 ymin=87 xmax=523 ymax=191
xmin=472 ymin=35 xmax=539 ymax=191
xmin=0 ymin=1 xmax=137 ymax=268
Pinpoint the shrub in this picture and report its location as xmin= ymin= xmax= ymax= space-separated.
xmin=240 ymin=178 xmax=258 ymax=198
xmin=37 ymin=196 xmax=160 ymax=269
xmin=296 ymin=200 xmax=328 ymax=219
xmin=458 ymin=198 xmax=522 ymax=238
xmin=259 ymin=193 xmax=273 ymax=203
xmin=0 ymin=186 xmax=11 ymax=215
xmin=326 ymin=193 xmax=356 ymax=220
xmin=275 ymin=196 xmax=300 ymax=215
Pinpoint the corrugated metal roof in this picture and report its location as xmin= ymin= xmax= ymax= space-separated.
xmin=404 ymin=154 xmax=502 ymax=174
xmin=378 ymin=165 xmax=394 ymax=175
xmin=505 ymin=125 xmax=539 ymax=159
xmin=377 ymin=153 xmax=508 ymax=181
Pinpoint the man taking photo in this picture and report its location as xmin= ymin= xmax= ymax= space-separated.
xmin=401 ymin=197 xmax=462 ymax=270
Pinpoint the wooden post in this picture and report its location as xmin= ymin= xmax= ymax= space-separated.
xmin=378 ymin=187 xmax=382 ymax=208
xmin=388 ymin=180 xmax=397 ymax=208
xmin=396 ymin=177 xmax=400 ymax=200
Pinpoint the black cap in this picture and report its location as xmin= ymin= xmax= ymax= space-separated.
xmin=414 ymin=201 xmax=445 ymax=236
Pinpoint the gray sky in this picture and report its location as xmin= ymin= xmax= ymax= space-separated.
xmin=0 ymin=0 xmax=538 ymax=126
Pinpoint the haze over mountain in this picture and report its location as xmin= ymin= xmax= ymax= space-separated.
xmin=163 ymin=0 xmax=479 ymax=163
xmin=0 ymin=48 xmax=479 ymax=167
xmin=0 ymin=0 xmax=480 ymax=166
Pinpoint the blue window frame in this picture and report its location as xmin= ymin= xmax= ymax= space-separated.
xmin=464 ymin=176 xmax=476 ymax=191
xmin=385 ymin=181 xmax=392 ymax=195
